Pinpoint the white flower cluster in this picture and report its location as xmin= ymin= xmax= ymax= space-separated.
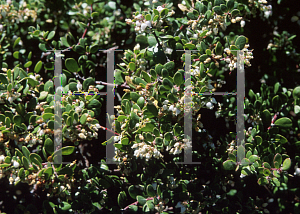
xmin=126 ymin=14 xmax=152 ymax=34
xmin=0 ymin=2 xmax=37 ymax=23
xmin=9 ymin=174 xmax=20 ymax=185
xmin=161 ymin=100 xmax=182 ymax=116
xmin=148 ymin=41 xmax=173 ymax=55
xmin=168 ymin=104 xmax=181 ymax=116
xmin=0 ymin=154 xmax=5 ymax=163
xmin=187 ymin=9 xmax=245 ymax=34
xmin=0 ymin=90 xmax=21 ymax=104
xmin=206 ymin=97 xmax=217 ymax=110
xmin=132 ymin=141 xmax=163 ymax=161
xmin=262 ymin=5 xmax=272 ymax=19
xmin=125 ymin=6 xmax=175 ymax=34
xmin=223 ymin=44 xmax=253 ymax=71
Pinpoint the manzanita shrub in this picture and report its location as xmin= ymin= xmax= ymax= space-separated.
xmin=0 ymin=0 xmax=300 ymax=213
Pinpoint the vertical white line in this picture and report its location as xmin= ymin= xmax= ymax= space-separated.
xmin=54 ymin=51 xmax=63 ymax=164
xmin=105 ymin=50 xmax=117 ymax=164
xmin=236 ymin=50 xmax=245 ymax=164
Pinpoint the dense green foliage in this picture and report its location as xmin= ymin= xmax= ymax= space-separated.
xmin=0 ymin=0 xmax=300 ymax=213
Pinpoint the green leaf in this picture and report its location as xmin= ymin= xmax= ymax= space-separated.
xmin=65 ymin=58 xmax=79 ymax=73
xmin=44 ymin=80 xmax=54 ymax=92
xmin=87 ymin=99 xmax=101 ymax=109
xmin=60 ymin=36 xmax=70 ymax=47
xmin=60 ymin=201 xmax=71 ymax=211
xmin=128 ymin=185 xmax=138 ymax=199
xmin=44 ymin=62 xmax=54 ymax=70
xmin=223 ymin=160 xmax=235 ymax=170
xmin=44 ymin=167 xmax=53 ymax=179
xmin=146 ymin=200 xmax=155 ymax=211
xmin=118 ymin=191 xmax=127 ymax=208
xmin=263 ymin=162 xmax=271 ymax=169
xmin=137 ymin=195 xmax=147 ymax=205
xmin=69 ymin=82 xmax=77 ymax=92
xmin=144 ymin=104 xmax=158 ymax=119
xmin=261 ymin=109 xmax=271 ymax=129
xmin=24 ymin=61 xmax=32 ymax=68
xmin=129 ymin=205 xmax=138 ymax=212
xmin=213 ymin=6 xmax=223 ymax=15
xmin=249 ymin=155 xmax=259 ymax=163
xmin=22 ymin=146 xmax=31 ymax=160
xmin=42 ymin=113 xmax=54 ymax=120
xmin=80 ymin=113 xmax=88 ymax=124
xmin=13 ymin=37 xmax=21 ymax=48
xmin=13 ymin=51 xmax=20 ymax=59
xmin=141 ymin=71 xmax=151 ymax=83
xmin=148 ymin=36 xmax=157 ymax=46
xmin=39 ymin=91 xmax=48 ymax=100
xmin=272 ymin=177 xmax=280 ymax=187
xmin=137 ymin=97 xmax=145 ymax=109
xmin=136 ymin=35 xmax=148 ymax=45
xmin=90 ymin=44 xmax=99 ymax=53
xmin=4 ymin=156 xmax=11 ymax=164
xmin=129 ymin=62 xmax=136 ymax=71
xmin=45 ymin=138 xmax=54 ymax=155
xmin=226 ymin=0 xmax=234 ymax=10
xmin=295 ymin=105 xmax=300 ymax=115
xmin=282 ymin=158 xmax=291 ymax=170
xmin=185 ymin=43 xmax=196 ymax=50
xmin=230 ymin=45 xmax=239 ymax=56
xmin=146 ymin=184 xmax=156 ymax=197
xmin=272 ymin=95 xmax=281 ymax=112
xmin=173 ymin=72 xmax=184 ymax=86
xmin=83 ymin=77 xmax=95 ymax=90
xmin=258 ymin=177 xmax=269 ymax=185
xmin=231 ymin=9 xmax=240 ymax=17
xmin=22 ymin=156 xmax=30 ymax=169
xmin=199 ymin=54 xmax=209 ymax=62
xmin=274 ymin=117 xmax=292 ymax=128
xmin=75 ymin=45 xmax=85 ymax=54
xmin=206 ymin=49 xmax=212 ymax=55
xmin=30 ymin=156 xmax=42 ymax=169
xmin=47 ymin=31 xmax=55 ymax=40
xmin=16 ymin=103 xmax=25 ymax=116
xmin=220 ymin=4 xmax=228 ymax=12
xmin=274 ymin=134 xmax=288 ymax=144
xmin=227 ymin=189 xmax=237 ymax=196
xmin=273 ymin=153 xmax=282 ymax=167
xmin=39 ymin=43 xmax=47 ymax=52
xmin=160 ymin=8 xmax=169 ymax=16
xmin=215 ymin=42 xmax=223 ymax=55
xmin=121 ymin=138 xmax=129 ymax=145
xmin=241 ymin=158 xmax=251 ymax=166
xmin=62 ymin=146 xmax=75 ymax=155
xmin=0 ymin=74 xmax=8 ymax=84
xmin=162 ymin=78 xmax=173 ymax=90
xmin=293 ymin=86 xmax=300 ymax=99
xmin=60 ymin=73 xmax=67 ymax=87
xmin=34 ymin=61 xmax=43 ymax=73
xmin=235 ymin=35 xmax=246 ymax=50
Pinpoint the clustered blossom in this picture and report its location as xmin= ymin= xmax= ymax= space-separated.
xmin=125 ymin=5 xmax=175 ymax=34
xmin=206 ymin=97 xmax=217 ymax=110
xmin=132 ymin=141 xmax=163 ymax=161
xmin=223 ymin=44 xmax=253 ymax=71
xmin=256 ymin=0 xmax=272 ymax=19
xmin=0 ymin=90 xmax=21 ymax=104
xmin=148 ymin=41 xmax=173 ymax=55
xmin=126 ymin=14 xmax=152 ymax=34
xmin=0 ymin=1 xmax=37 ymax=24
